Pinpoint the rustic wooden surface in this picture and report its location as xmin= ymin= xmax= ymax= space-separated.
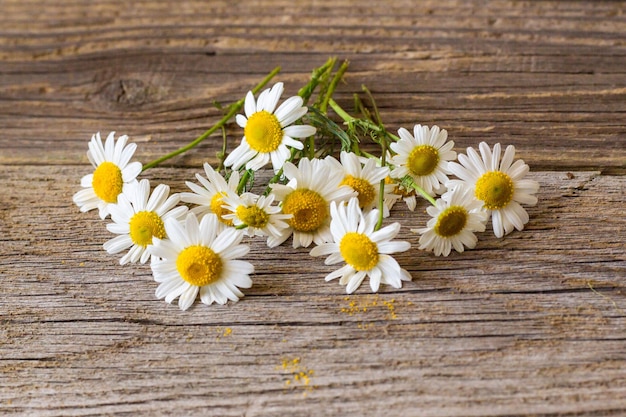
xmin=1 ymin=1 xmax=625 ymax=416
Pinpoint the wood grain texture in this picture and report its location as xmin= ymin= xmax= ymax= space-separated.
xmin=1 ymin=0 xmax=625 ymax=416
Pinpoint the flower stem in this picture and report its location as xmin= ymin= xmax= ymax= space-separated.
xmin=141 ymin=66 xmax=281 ymax=171
xmin=401 ymin=175 xmax=437 ymax=206
xmin=328 ymin=98 xmax=400 ymax=142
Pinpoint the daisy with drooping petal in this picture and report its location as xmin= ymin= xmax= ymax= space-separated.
xmin=389 ymin=124 xmax=456 ymax=197
xmin=180 ymin=162 xmax=240 ymax=226
xmin=149 ymin=213 xmax=254 ymax=310
xmin=447 ymin=142 xmax=540 ymax=238
xmin=73 ymin=132 xmax=143 ymax=219
xmin=221 ymin=192 xmax=292 ymax=241
xmin=268 ymin=157 xmax=356 ymax=248
xmin=412 ymin=185 xmax=488 ymax=256
xmin=103 ymin=179 xmax=188 ymax=265
xmin=325 ymin=151 xmax=390 ymax=214
xmin=310 ymin=198 xmax=412 ymax=294
xmin=223 ymin=82 xmax=317 ymax=173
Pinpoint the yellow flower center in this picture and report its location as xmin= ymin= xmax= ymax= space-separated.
xmin=176 ymin=245 xmax=223 ymax=287
xmin=281 ymin=189 xmax=328 ymax=233
xmin=236 ymin=204 xmax=270 ymax=228
xmin=92 ymin=161 xmax=123 ymax=203
xmin=341 ymin=175 xmax=376 ymax=208
xmin=339 ymin=232 xmax=379 ymax=271
xmin=244 ymin=110 xmax=283 ymax=153
xmin=210 ymin=192 xmax=234 ymax=226
xmin=434 ymin=205 xmax=468 ymax=237
xmin=129 ymin=211 xmax=166 ymax=247
xmin=474 ymin=171 xmax=514 ymax=210
xmin=407 ymin=145 xmax=440 ymax=176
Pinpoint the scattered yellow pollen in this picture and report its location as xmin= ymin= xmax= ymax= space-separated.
xmin=279 ymin=357 xmax=316 ymax=391
xmin=474 ymin=171 xmax=514 ymax=210
xmin=176 ymin=245 xmax=223 ymax=287
xmin=282 ymin=189 xmax=328 ymax=233
xmin=341 ymin=175 xmax=376 ymax=208
xmin=407 ymin=144 xmax=440 ymax=176
xmin=79 ymin=262 xmax=85 ymax=267
xmin=92 ymin=161 xmax=123 ymax=203
xmin=245 ymin=110 xmax=283 ymax=153
xmin=216 ymin=327 xmax=233 ymax=339
xmin=129 ymin=211 xmax=166 ymax=246
xmin=340 ymin=295 xmax=399 ymax=320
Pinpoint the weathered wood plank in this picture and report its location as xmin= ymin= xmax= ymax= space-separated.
xmin=1 ymin=165 xmax=624 ymax=415
xmin=0 ymin=1 xmax=624 ymax=170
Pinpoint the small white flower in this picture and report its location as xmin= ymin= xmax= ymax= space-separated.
xmin=326 ymin=151 xmax=390 ymax=214
xmin=180 ymin=162 xmax=240 ymax=226
xmin=103 ymin=179 xmax=188 ymax=265
xmin=73 ymin=132 xmax=142 ymax=219
xmin=149 ymin=213 xmax=254 ymax=310
xmin=389 ymin=124 xmax=456 ymax=197
xmin=269 ymin=157 xmax=356 ymax=248
xmin=447 ymin=142 xmax=540 ymax=238
xmin=412 ymin=185 xmax=488 ymax=256
xmin=310 ymin=198 xmax=412 ymax=294
xmin=221 ymin=192 xmax=292 ymax=242
xmin=224 ymin=82 xmax=316 ymax=173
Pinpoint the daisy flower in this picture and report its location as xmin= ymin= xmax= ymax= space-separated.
xmin=389 ymin=124 xmax=456 ymax=197
xmin=103 ymin=179 xmax=188 ymax=265
xmin=412 ymin=185 xmax=488 ymax=256
xmin=268 ymin=157 xmax=356 ymax=248
xmin=180 ymin=162 xmax=240 ymax=226
xmin=221 ymin=192 xmax=292 ymax=241
xmin=447 ymin=142 xmax=540 ymax=238
xmin=310 ymin=198 xmax=412 ymax=294
xmin=223 ymin=82 xmax=317 ymax=172
xmin=325 ymin=151 xmax=390 ymax=213
xmin=73 ymin=132 xmax=142 ymax=219
xmin=149 ymin=213 xmax=254 ymax=310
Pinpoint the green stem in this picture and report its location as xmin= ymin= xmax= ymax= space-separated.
xmin=142 ymin=66 xmax=281 ymax=171
xmin=298 ymin=57 xmax=336 ymax=105
xmin=375 ymin=140 xmax=388 ymax=231
xmin=328 ymin=99 xmax=400 ymax=142
xmin=402 ymin=175 xmax=437 ymax=206
xmin=319 ymin=59 xmax=349 ymax=114
xmin=237 ymin=169 xmax=252 ymax=194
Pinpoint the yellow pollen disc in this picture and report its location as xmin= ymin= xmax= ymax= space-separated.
xmin=210 ymin=193 xmax=234 ymax=226
xmin=129 ymin=211 xmax=166 ymax=247
xmin=244 ymin=110 xmax=283 ymax=153
xmin=339 ymin=232 xmax=379 ymax=271
xmin=341 ymin=175 xmax=376 ymax=208
xmin=474 ymin=171 xmax=514 ymax=210
xmin=176 ymin=245 xmax=223 ymax=287
xmin=236 ymin=204 xmax=270 ymax=228
xmin=281 ymin=189 xmax=328 ymax=233
xmin=407 ymin=145 xmax=440 ymax=176
xmin=434 ymin=205 xmax=468 ymax=237
xmin=92 ymin=161 xmax=123 ymax=203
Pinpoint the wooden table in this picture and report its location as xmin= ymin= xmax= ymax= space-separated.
xmin=1 ymin=1 xmax=625 ymax=415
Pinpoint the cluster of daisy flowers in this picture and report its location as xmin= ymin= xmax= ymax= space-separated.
xmin=73 ymin=60 xmax=539 ymax=310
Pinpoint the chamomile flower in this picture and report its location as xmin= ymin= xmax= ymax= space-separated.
xmin=103 ymin=179 xmax=188 ymax=265
xmin=447 ymin=142 xmax=540 ymax=238
xmin=224 ymin=82 xmax=317 ymax=173
xmin=149 ymin=213 xmax=254 ymax=310
xmin=325 ymin=151 xmax=390 ymax=213
xmin=221 ymin=192 xmax=292 ymax=241
xmin=73 ymin=132 xmax=142 ymax=219
xmin=389 ymin=124 xmax=456 ymax=197
xmin=412 ymin=186 xmax=488 ymax=256
xmin=180 ymin=162 xmax=240 ymax=226
xmin=310 ymin=198 xmax=412 ymax=294
xmin=268 ymin=157 xmax=356 ymax=248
